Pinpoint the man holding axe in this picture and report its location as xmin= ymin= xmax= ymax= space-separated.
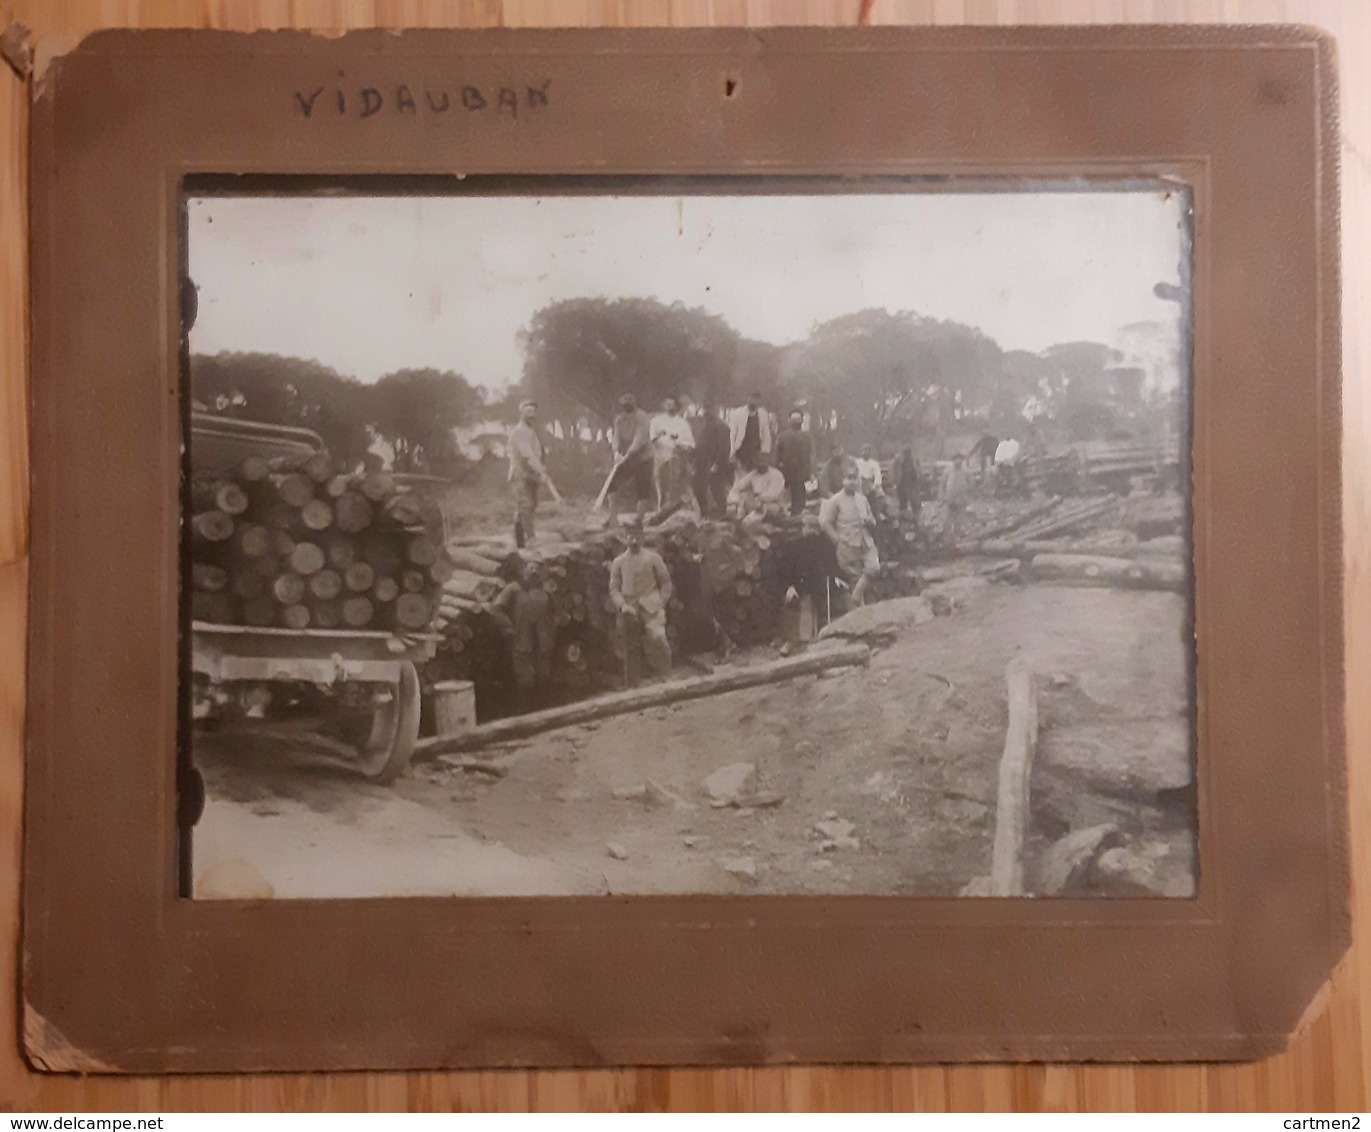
xmin=596 ymin=393 xmax=654 ymax=520
xmin=508 ymin=398 xmax=561 ymax=548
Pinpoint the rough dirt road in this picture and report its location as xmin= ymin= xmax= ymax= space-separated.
xmin=193 ymin=583 xmax=1195 ymax=899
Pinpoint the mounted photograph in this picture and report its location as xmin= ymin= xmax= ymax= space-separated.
xmin=182 ymin=180 xmax=1195 ymax=901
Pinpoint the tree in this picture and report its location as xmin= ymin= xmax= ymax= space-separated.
xmin=781 ymin=309 xmax=1003 ymax=451
xmin=518 ymin=297 xmax=749 ymax=423
xmin=190 ymin=351 xmax=374 ymax=468
xmin=372 ymin=368 xmax=483 ymax=473
xmin=1035 ymin=341 xmax=1126 ymax=440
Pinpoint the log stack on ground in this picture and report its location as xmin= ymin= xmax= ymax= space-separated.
xmin=188 ymin=451 xmax=451 ymax=634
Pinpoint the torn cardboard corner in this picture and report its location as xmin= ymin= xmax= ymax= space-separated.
xmin=1 ymin=13 xmax=33 ymax=80
xmin=23 ymin=1001 xmax=118 ymax=1073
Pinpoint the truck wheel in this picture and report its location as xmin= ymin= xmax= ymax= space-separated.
xmin=357 ymin=662 xmax=421 ymax=783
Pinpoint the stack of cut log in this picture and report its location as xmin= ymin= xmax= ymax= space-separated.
xmin=189 ymin=454 xmax=453 ymax=633
xmin=424 ymin=515 xmax=884 ymax=712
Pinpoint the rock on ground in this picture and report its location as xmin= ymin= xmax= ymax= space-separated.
xmin=722 ymin=855 xmax=757 ymax=879
xmin=703 ymin=762 xmax=758 ymax=807
xmin=1037 ymin=717 xmax=1192 ymax=797
xmin=819 ymin=595 xmax=935 ymax=646
xmin=1037 ymin=823 xmax=1122 ymax=895
xmin=606 ymin=842 xmax=629 ymax=860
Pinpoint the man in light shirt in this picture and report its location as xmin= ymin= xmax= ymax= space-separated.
xmin=727 ymin=452 xmax=788 ymax=520
xmin=507 ymin=398 xmax=557 ymax=548
xmin=650 ymin=397 xmax=696 ymax=511
xmin=819 ymin=466 xmax=879 ymax=608
xmin=609 ymin=519 xmax=675 ymax=686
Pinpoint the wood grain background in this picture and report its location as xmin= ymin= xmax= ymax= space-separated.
xmin=1 ymin=0 xmax=1366 ymax=1113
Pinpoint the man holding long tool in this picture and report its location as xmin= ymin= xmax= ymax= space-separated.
xmin=609 ymin=518 xmax=674 ymax=687
xmin=599 ymin=393 xmax=654 ymax=520
xmin=507 ymin=398 xmax=561 ymax=548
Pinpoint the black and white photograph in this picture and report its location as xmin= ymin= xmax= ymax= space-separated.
xmin=183 ymin=182 xmax=1195 ymax=901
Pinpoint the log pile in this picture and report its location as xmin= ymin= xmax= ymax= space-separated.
xmin=424 ymin=514 xmax=898 ymax=708
xmin=188 ymin=455 xmax=453 ymax=633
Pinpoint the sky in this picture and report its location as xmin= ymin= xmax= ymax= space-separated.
xmin=186 ymin=187 xmax=1188 ymax=394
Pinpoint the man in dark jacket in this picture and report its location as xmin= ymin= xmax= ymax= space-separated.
xmin=773 ymin=410 xmax=815 ymax=515
xmin=692 ymin=398 xmax=731 ymax=518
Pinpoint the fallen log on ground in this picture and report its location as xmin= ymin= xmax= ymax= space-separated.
xmin=973 ymin=538 xmax=1185 ymax=562
xmin=1008 ymin=497 xmax=1119 ymax=542
xmin=415 ymin=642 xmax=871 ymax=757
xmin=990 ymin=658 xmax=1039 ymax=897
xmin=1030 ymin=553 xmax=1186 ymax=592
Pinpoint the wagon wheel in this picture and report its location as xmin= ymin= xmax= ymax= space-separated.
xmin=355 ymin=661 xmax=421 ymax=783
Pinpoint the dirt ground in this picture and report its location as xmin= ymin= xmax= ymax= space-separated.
xmin=193 ymin=581 xmax=1196 ymax=900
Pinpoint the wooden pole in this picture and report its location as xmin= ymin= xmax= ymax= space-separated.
xmin=989 ymin=658 xmax=1038 ymax=897
xmin=416 ymin=643 xmax=871 ymax=757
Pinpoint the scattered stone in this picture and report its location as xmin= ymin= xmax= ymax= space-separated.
xmin=922 ymin=576 xmax=990 ymax=616
xmin=703 ymin=762 xmax=758 ymax=807
xmin=683 ymin=835 xmax=708 ymax=849
xmin=859 ymin=771 xmax=901 ymax=804
xmin=809 ymin=859 xmax=835 ymax=872
xmin=1048 ymin=673 xmax=1073 ymax=689
xmin=734 ymin=807 xmax=756 ymax=817
xmin=959 ymin=875 xmax=993 ymax=897
xmin=722 ymin=855 xmax=757 ymax=879
xmin=815 ymin=817 xmax=856 ymax=841
xmin=819 ymin=595 xmax=935 ymax=646
xmin=1096 ymin=845 xmax=1157 ymax=888
xmin=1038 ymin=823 xmax=1122 ymax=895
xmin=606 ymin=842 xmax=629 ymax=861
xmin=823 ymin=809 xmax=839 ymax=820
xmin=645 ymin=779 xmax=696 ymax=811
xmin=556 ymin=789 xmax=590 ymax=804
xmin=612 ymin=784 xmax=648 ymax=801
xmin=938 ymin=797 xmax=990 ymax=825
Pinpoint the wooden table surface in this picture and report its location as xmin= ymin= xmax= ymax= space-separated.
xmin=1 ymin=0 xmax=1366 ymax=1113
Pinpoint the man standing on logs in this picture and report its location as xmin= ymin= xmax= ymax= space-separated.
xmin=727 ymin=391 xmax=773 ymax=479
xmin=692 ymin=398 xmax=732 ymax=518
xmin=650 ymin=397 xmax=696 ymax=511
xmin=773 ymin=409 xmax=814 ymax=516
xmin=508 ymin=398 xmax=558 ymax=549
xmin=819 ymin=465 xmax=879 ymax=608
xmin=609 ymin=519 xmax=674 ymax=687
xmin=607 ymin=393 xmax=655 ymax=519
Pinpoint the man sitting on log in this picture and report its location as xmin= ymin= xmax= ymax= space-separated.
xmin=608 ymin=393 xmax=655 ymax=520
xmin=727 ymin=452 xmax=789 ymax=521
xmin=819 ymin=465 xmax=879 ymax=608
xmin=610 ymin=520 xmax=675 ymax=687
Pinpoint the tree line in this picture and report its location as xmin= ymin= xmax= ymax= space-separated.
xmin=192 ymin=297 xmax=1178 ymax=474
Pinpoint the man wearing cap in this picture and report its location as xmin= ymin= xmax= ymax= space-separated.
xmin=727 ymin=391 xmax=773 ymax=474
xmin=608 ymin=393 xmax=654 ymax=515
xmin=508 ymin=398 xmax=557 ymax=548
xmin=609 ymin=520 xmax=674 ymax=686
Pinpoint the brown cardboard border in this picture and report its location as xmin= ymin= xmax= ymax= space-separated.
xmin=22 ymin=26 xmax=1344 ymax=1071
